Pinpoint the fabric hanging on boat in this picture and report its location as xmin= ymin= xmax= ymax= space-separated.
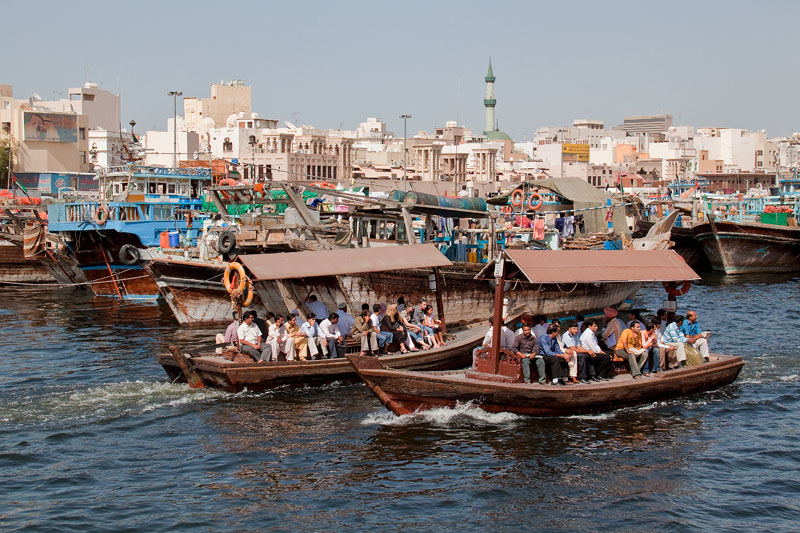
xmin=533 ymin=218 xmax=545 ymax=240
xmin=562 ymin=215 xmax=575 ymax=238
xmin=544 ymin=213 xmax=556 ymax=228
xmin=554 ymin=217 xmax=564 ymax=233
xmin=23 ymin=222 xmax=46 ymax=258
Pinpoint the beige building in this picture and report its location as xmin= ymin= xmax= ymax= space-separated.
xmin=34 ymin=82 xmax=121 ymax=132
xmin=184 ymin=81 xmax=252 ymax=144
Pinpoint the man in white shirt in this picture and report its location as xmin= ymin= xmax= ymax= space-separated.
xmin=236 ymin=310 xmax=270 ymax=362
xmin=531 ymin=315 xmax=549 ymax=339
xmin=299 ymin=314 xmax=327 ymax=359
xmin=305 ymin=294 xmax=329 ymax=320
xmin=267 ymin=315 xmax=295 ymax=361
xmin=579 ymin=319 xmax=612 ymax=380
xmin=335 ymin=302 xmax=355 ymax=337
xmin=370 ymin=303 xmax=392 ymax=352
xmin=562 ymin=322 xmax=592 ymax=383
xmin=601 ymin=308 xmax=626 ymax=350
xmin=473 ymin=318 xmax=516 ymax=367
xmin=319 ymin=313 xmax=345 ymax=359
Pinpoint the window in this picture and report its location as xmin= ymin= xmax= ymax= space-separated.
xmin=168 ymin=183 xmax=176 ymax=194
xmin=82 ymin=94 xmax=95 ymax=101
xmin=148 ymin=183 xmax=157 ymax=193
xmin=79 ymin=128 xmax=86 ymax=140
xmin=2 ymin=121 xmax=10 ymax=132
xmin=80 ymin=151 xmax=86 ymax=164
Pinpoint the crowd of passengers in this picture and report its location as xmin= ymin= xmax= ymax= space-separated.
xmin=217 ymin=295 xmax=447 ymax=362
xmin=474 ymin=307 xmax=711 ymax=385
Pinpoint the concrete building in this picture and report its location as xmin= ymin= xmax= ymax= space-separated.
xmin=694 ymin=127 xmax=774 ymax=173
xmin=184 ymin=80 xmax=252 ymax=145
xmin=143 ymin=116 xmax=199 ymax=168
xmin=1 ymin=84 xmax=91 ymax=193
xmin=35 ymin=82 xmax=121 ymax=132
xmin=619 ymin=114 xmax=673 ymax=136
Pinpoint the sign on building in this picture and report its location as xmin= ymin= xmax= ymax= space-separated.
xmin=562 ymin=143 xmax=590 ymax=162
xmin=23 ymin=112 xmax=78 ymax=143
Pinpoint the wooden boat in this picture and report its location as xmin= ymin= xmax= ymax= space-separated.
xmin=346 ymin=352 xmax=744 ymax=416
xmin=693 ymin=216 xmax=800 ymax=274
xmin=346 ymin=248 xmax=744 ymax=417
xmin=635 ymin=217 xmax=709 ymax=270
xmin=159 ymin=320 xmax=489 ymax=392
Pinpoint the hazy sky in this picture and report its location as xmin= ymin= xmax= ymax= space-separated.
xmin=3 ymin=0 xmax=798 ymax=139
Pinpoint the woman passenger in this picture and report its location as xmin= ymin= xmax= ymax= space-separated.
xmin=381 ymin=304 xmax=410 ymax=354
xmin=423 ymin=305 xmax=446 ymax=346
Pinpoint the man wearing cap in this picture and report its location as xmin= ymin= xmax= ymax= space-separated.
xmin=335 ymin=302 xmax=355 ymax=336
xmin=601 ymin=307 xmax=626 ymax=350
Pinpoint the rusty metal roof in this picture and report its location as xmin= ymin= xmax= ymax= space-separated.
xmin=476 ymin=249 xmax=700 ymax=283
xmin=239 ymin=244 xmax=453 ymax=281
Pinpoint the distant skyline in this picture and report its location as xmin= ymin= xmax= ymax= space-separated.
xmin=3 ymin=0 xmax=799 ymax=139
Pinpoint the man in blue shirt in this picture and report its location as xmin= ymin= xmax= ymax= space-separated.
xmin=680 ymin=310 xmax=710 ymax=361
xmin=537 ymin=325 xmax=570 ymax=385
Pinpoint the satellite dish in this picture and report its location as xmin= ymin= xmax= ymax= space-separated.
xmin=193 ymin=151 xmax=199 ymax=160
xmin=284 ymin=121 xmax=297 ymax=129
xmin=31 ymin=93 xmax=42 ymax=101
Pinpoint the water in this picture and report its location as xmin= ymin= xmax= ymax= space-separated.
xmin=1 ymin=276 xmax=799 ymax=531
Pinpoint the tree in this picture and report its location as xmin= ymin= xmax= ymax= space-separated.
xmin=0 ymin=134 xmax=18 ymax=189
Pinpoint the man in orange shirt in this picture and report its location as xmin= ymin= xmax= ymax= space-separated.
xmin=615 ymin=322 xmax=648 ymax=379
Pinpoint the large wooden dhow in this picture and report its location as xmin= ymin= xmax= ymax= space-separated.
xmin=348 ymin=248 xmax=744 ymax=417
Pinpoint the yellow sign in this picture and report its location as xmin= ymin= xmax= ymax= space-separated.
xmin=562 ymin=143 xmax=589 ymax=162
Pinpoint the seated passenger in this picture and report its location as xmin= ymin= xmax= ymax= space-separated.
xmin=267 ymin=315 xmax=295 ymax=361
xmin=382 ymin=304 xmax=413 ymax=354
xmin=319 ymin=313 xmax=345 ymax=359
xmin=538 ymin=325 xmax=570 ymax=385
xmin=236 ymin=310 xmax=270 ymax=362
xmin=401 ymin=306 xmax=430 ymax=350
xmin=578 ymin=319 xmax=612 ymax=380
xmin=615 ymin=322 xmax=648 ymax=378
xmin=681 ymin=310 xmax=710 ymax=362
xmin=660 ymin=315 xmax=688 ymax=368
xmin=512 ymin=323 xmax=539 ymax=384
xmin=423 ymin=306 xmax=446 ymax=346
xmin=216 ymin=311 xmax=239 ymax=353
xmin=284 ymin=314 xmax=305 ymax=361
xmin=473 ymin=317 xmax=516 ymax=368
xmin=561 ymin=322 xmax=591 ymax=383
xmin=353 ymin=308 xmax=379 ymax=356
xmin=640 ymin=321 xmax=661 ymax=375
xmin=300 ymin=313 xmax=327 ymax=360
xmin=370 ymin=303 xmax=393 ymax=353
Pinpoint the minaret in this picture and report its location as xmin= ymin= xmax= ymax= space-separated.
xmin=483 ymin=58 xmax=496 ymax=135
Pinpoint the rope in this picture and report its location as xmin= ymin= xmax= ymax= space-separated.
xmin=0 ymin=268 xmax=144 ymax=287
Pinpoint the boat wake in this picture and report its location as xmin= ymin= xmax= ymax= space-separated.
xmin=1 ymin=381 xmax=232 ymax=426
xmin=361 ymin=401 xmax=522 ymax=427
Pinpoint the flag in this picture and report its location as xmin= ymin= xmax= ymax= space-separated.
xmin=14 ymin=175 xmax=27 ymax=194
xmin=617 ymin=173 xmax=624 ymax=195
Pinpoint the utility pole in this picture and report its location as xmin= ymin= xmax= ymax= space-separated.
xmin=399 ymin=114 xmax=411 ymax=191
xmin=168 ymin=90 xmax=183 ymax=167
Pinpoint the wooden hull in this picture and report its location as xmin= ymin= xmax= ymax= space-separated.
xmin=694 ymin=220 xmax=800 ymax=274
xmin=0 ymin=239 xmax=56 ymax=283
xmin=635 ymin=219 xmax=709 ymax=269
xmin=348 ymin=353 xmax=744 ymax=417
xmin=158 ymin=322 xmax=486 ymax=392
xmin=149 ymin=256 xmax=643 ymax=327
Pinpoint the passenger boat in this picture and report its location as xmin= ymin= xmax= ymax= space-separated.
xmin=159 ymin=320 xmax=488 ymax=392
xmin=348 ymin=248 xmax=744 ymax=417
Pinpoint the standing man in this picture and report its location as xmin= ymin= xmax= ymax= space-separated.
xmin=579 ymin=319 xmax=612 ymax=381
xmin=681 ymin=310 xmax=710 ymax=362
xmin=538 ymin=325 xmax=570 ymax=385
xmin=236 ymin=310 xmax=270 ymax=362
xmin=511 ymin=323 xmax=539 ymax=384
xmin=335 ymin=302 xmax=355 ymax=337
xmin=319 ymin=313 xmax=345 ymax=358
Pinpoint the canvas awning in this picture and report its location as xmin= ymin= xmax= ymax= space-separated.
xmin=476 ymin=249 xmax=700 ymax=283
xmin=239 ymin=243 xmax=452 ymax=281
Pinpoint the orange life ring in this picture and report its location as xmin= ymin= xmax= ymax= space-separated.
xmin=94 ymin=205 xmax=109 ymax=225
xmin=500 ymin=205 xmax=512 ymax=214
xmin=218 ymin=178 xmax=240 ymax=201
xmin=510 ymin=189 xmax=524 ymax=208
xmin=528 ymin=193 xmax=544 ymax=211
xmin=662 ymin=280 xmax=691 ymax=297
xmin=242 ymin=280 xmax=255 ymax=307
xmin=310 ymin=181 xmax=336 ymax=189
xmin=223 ymin=262 xmax=247 ymax=294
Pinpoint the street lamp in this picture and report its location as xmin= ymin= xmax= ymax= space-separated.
xmin=167 ymin=90 xmax=183 ymax=167
xmin=399 ymin=114 xmax=411 ymax=190
xmin=249 ymin=135 xmax=257 ymax=181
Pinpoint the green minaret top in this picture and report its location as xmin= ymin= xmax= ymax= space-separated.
xmin=485 ymin=58 xmax=495 ymax=82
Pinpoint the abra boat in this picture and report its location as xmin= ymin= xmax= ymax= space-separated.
xmin=347 ymin=248 xmax=744 ymax=417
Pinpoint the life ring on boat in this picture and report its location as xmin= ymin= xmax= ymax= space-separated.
xmin=242 ymin=279 xmax=255 ymax=307
xmin=662 ymin=280 xmax=691 ymax=297
xmin=500 ymin=205 xmax=512 ymax=214
xmin=119 ymin=244 xmax=141 ymax=266
xmin=223 ymin=262 xmax=247 ymax=294
xmin=216 ymin=230 xmax=237 ymax=255
xmin=94 ymin=205 xmax=110 ymax=226
xmin=510 ymin=190 xmax=524 ymax=208
xmin=528 ymin=193 xmax=544 ymax=211
xmin=311 ymin=181 xmax=336 ymax=189
xmin=218 ymin=178 xmax=239 ymax=201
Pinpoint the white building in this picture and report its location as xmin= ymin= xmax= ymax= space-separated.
xmin=143 ymin=116 xmax=199 ymax=168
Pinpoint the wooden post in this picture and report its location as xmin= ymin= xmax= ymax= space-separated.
xmin=401 ymin=207 xmax=415 ymax=245
xmin=98 ymin=241 xmax=124 ymax=300
xmin=433 ymin=267 xmax=446 ymax=334
xmin=489 ymin=255 xmax=505 ymax=375
xmin=168 ymin=346 xmax=205 ymax=389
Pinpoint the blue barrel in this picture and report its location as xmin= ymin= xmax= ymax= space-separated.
xmin=168 ymin=231 xmax=180 ymax=247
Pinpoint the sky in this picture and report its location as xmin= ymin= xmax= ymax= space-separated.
xmin=3 ymin=0 xmax=799 ymax=140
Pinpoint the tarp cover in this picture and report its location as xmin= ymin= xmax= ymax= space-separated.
xmin=531 ymin=177 xmax=626 ymax=234
xmin=476 ymin=249 xmax=699 ymax=283
xmin=240 ymin=243 xmax=452 ymax=281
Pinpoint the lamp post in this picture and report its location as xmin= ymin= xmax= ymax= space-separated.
xmin=167 ymin=90 xmax=183 ymax=167
xmin=399 ymin=114 xmax=411 ymax=190
xmin=249 ymin=135 xmax=257 ymax=181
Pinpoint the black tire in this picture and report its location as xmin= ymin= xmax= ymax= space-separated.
xmin=217 ymin=230 xmax=237 ymax=254
xmin=119 ymin=244 xmax=141 ymax=265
